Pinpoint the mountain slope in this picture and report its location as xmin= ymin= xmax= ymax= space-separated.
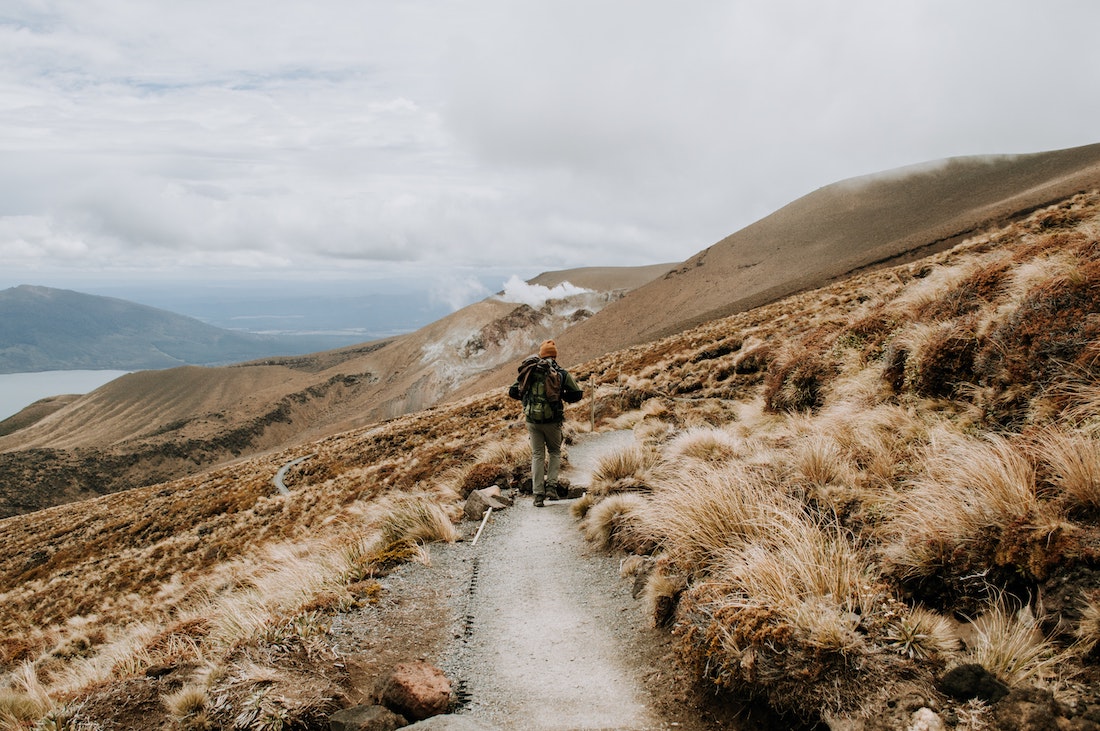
xmin=0 ymin=285 xmax=343 ymax=373
xmin=0 ymin=265 xmax=666 ymax=516
xmin=5 ymin=143 xmax=1100 ymax=516
xmin=548 ymin=142 xmax=1100 ymax=367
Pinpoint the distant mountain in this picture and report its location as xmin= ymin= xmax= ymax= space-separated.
xmin=0 ymin=285 xmax=349 ymax=374
xmin=0 ymin=265 xmax=668 ymax=516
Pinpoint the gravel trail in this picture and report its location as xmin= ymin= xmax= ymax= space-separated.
xmin=439 ymin=430 xmax=679 ymax=730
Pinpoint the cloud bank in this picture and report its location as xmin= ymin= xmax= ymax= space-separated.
xmin=1 ymin=0 xmax=1099 ymax=286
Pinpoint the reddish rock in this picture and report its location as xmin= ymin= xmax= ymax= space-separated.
xmin=380 ymin=661 xmax=452 ymax=721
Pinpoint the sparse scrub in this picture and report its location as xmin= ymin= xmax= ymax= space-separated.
xmin=4 ymin=189 xmax=1100 ymax=728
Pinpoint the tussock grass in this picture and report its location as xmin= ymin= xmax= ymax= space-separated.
xmin=884 ymin=431 xmax=1049 ymax=582
xmin=678 ymin=512 xmax=935 ymax=719
xmin=1075 ymin=595 xmax=1100 ymax=654
xmin=664 ymin=427 xmax=742 ymax=465
xmin=375 ymin=494 xmax=459 ymax=548
xmin=582 ymin=493 xmax=647 ymax=551
xmin=1031 ymin=428 xmax=1100 ymax=514
xmin=163 ymin=684 xmax=210 ymax=726
xmin=637 ymin=464 xmax=802 ymax=574
xmin=964 ymin=602 xmax=1065 ymax=686
xmin=589 ymin=444 xmax=656 ymax=495
xmin=641 ymin=568 xmax=687 ymax=628
xmin=0 ymin=663 xmax=51 ymax=726
xmin=789 ymin=434 xmax=849 ymax=489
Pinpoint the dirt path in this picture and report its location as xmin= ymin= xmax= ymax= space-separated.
xmin=435 ymin=430 xmax=733 ymax=730
xmin=339 ymin=431 xmax=744 ymax=730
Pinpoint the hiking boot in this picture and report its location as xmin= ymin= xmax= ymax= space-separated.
xmin=533 ymin=494 xmax=545 ymax=507
xmin=545 ymin=486 xmax=559 ymax=501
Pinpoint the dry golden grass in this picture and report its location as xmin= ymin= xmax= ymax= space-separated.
xmin=588 ymin=443 xmax=656 ymax=495
xmin=636 ymin=464 xmax=802 ymax=575
xmin=883 ymin=430 xmax=1049 ymax=583
xmin=664 ymin=427 xmax=743 ymax=466
xmin=964 ymin=602 xmax=1066 ymax=686
xmin=1031 ymin=428 xmax=1100 ymax=514
xmin=1075 ymin=595 xmax=1100 ymax=654
xmin=582 ymin=493 xmax=647 ymax=551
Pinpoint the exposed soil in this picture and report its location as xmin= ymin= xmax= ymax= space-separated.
xmin=329 ymin=431 xmax=772 ymax=730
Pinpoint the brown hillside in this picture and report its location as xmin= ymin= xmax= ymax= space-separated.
xmin=526 ymin=142 xmax=1100 ymax=374
xmin=0 ymin=265 xmax=663 ymax=517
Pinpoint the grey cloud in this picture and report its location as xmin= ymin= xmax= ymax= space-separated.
xmin=1 ymin=0 xmax=1099 ymax=283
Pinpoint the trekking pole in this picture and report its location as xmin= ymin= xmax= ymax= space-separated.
xmin=590 ymin=387 xmax=595 ymax=431
xmin=472 ymin=507 xmax=492 ymax=546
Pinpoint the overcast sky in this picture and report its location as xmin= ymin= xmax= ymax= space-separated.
xmin=2 ymin=1 xmax=1099 ymax=302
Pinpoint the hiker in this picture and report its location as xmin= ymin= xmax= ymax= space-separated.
xmin=508 ymin=339 xmax=583 ymax=507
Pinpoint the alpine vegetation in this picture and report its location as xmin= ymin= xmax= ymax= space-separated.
xmin=572 ymin=192 xmax=1100 ymax=725
xmin=3 ymin=191 xmax=1100 ymax=729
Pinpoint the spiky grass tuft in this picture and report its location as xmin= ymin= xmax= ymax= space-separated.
xmin=589 ymin=444 xmax=656 ymax=495
xmin=164 ymin=684 xmax=211 ymax=729
xmin=1075 ymin=594 xmax=1100 ymax=655
xmin=637 ymin=464 xmax=800 ymax=574
xmin=884 ymin=430 xmax=1049 ymax=583
xmin=582 ymin=493 xmax=647 ymax=551
xmin=665 ymin=427 xmax=742 ymax=465
xmin=789 ymin=434 xmax=849 ymax=489
xmin=677 ymin=513 xmax=925 ymax=719
xmin=964 ymin=602 xmax=1064 ymax=686
xmin=376 ymin=494 xmax=459 ymax=548
xmin=1031 ymin=428 xmax=1100 ymax=514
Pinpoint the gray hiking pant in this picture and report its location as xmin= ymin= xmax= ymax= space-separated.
xmin=527 ymin=421 xmax=562 ymax=495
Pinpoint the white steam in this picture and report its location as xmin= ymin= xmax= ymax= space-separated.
xmin=496 ymin=275 xmax=591 ymax=308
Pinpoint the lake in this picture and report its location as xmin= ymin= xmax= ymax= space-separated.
xmin=0 ymin=370 xmax=131 ymax=421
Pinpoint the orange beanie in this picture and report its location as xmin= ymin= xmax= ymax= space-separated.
xmin=539 ymin=340 xmax=558 ymax=359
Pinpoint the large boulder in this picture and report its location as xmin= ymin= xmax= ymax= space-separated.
xmin=380 ymin=661 xmax=452 ymax=721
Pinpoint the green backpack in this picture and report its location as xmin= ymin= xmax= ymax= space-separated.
xmin=518 ymin=356 xmax=564 ymax=423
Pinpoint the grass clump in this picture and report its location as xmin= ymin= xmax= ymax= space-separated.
xmin=589 ymin=444 xmax=656 ymax=495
